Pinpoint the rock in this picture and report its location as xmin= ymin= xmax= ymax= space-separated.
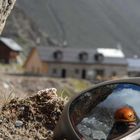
xmin=0 ymin=120 xmax=2 ymax=124
xmin=0 ymin=88 xmax=66 ymax=139
xmin=91 ymin=130 xmax=106 ymax=140
xmin=15 ymin=120 xmax=23 ymax=127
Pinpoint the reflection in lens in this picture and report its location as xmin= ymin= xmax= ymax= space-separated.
xmin=100 ymin=84 xmax=140 ymax=117
xmin=69 ymin=83 xmax=140 ymax=140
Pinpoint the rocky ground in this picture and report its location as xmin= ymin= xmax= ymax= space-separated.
xmin=0 ymin=88 xmax=66 ymax=140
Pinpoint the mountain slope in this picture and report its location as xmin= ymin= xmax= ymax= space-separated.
xmin=2 ymin=6 xmax=49 ymax=56
xmin=4 ymin=0 xmax=140 ymax=57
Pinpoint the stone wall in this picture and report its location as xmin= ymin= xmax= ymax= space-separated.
xmin=46 ymin=63 xmax=127 ymax=79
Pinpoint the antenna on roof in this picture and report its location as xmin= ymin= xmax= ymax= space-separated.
xmin=62 ymin=40 xmax=68 ymax=47
xmin=117 ymin=43 xmax=122 ymax=50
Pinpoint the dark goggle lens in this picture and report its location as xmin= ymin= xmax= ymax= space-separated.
xmin=69 ymin=83 xmax=140 ymax=139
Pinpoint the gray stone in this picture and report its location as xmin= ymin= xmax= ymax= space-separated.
xmin=91 ymin=130 xmax=106 ymax=140
xmin=0 ymin=120 xmax=2 ymax=124
xmin=15 ymin=120 xmax=23 ymax=128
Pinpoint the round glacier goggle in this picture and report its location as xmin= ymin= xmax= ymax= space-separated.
xmin=54 ymin=78 xmax=140 ymax=140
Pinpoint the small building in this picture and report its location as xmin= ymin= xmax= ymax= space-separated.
xmin=0 ymin=37 xmax=22 ymax=63
xmin=127 ymin=58 xmax=140 ymax=77
xmin=23 ymin=47 xmax=127 ymax=80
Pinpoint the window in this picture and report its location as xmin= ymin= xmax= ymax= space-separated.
xmin=75 ymin=69 xmax=79 ymax=74
xmin=95 ymin=69 xmax=104 ymax=76
xmin=79 ymin=52 xmax=88 ymax=61
xmin=52 ymin=68 xmax=57 ymax=74
xmin=53 ymin=50 xmax=63 ymax=60
xmin=94 ymin=53 xmax=104 ymax=62
xmin=112 ymin=71 xmax=117 ymax=76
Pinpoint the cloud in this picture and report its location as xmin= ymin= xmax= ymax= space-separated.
xmin=100 ymin=87 xmax=140 ymax=117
